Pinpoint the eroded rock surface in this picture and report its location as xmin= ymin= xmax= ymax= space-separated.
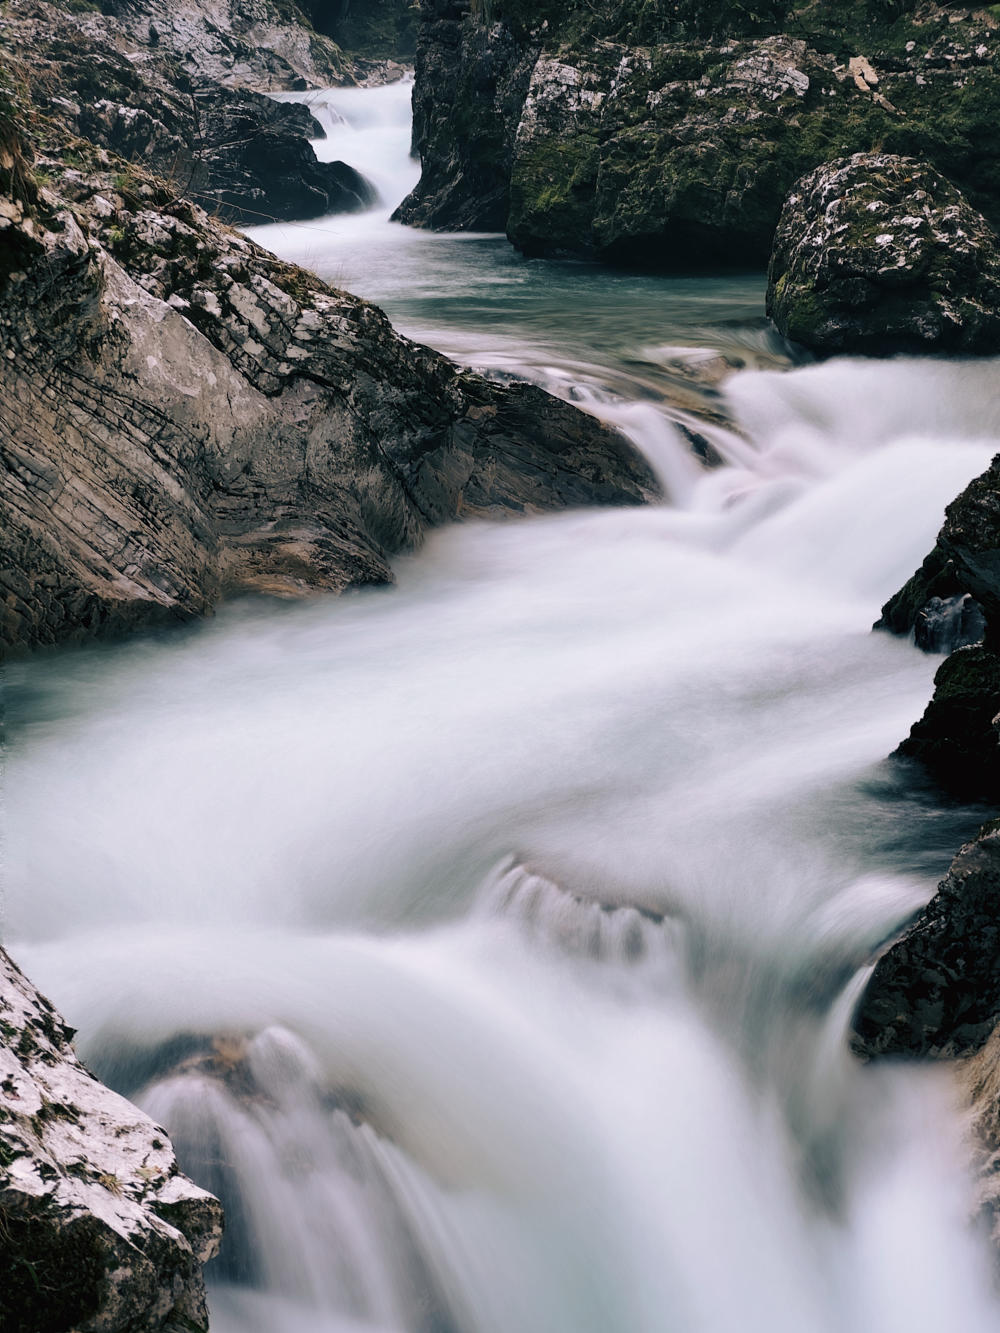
xmin=0 ymin=947 xmax=222 ymax=1333
xmin=767 ymin=154 xmax=1000 ymax=356
xmin=0 ymin=101 xmax=656 ymax=653
xmin=0 ymin=0 xmax=378 ymax=226
xmin=398 ymin=0 xmax=1000 ymax=267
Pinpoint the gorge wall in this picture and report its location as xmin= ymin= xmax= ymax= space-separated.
xmin=397 ymin=0 xmax=1000 ymax=268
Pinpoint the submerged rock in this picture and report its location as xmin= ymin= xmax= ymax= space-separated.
xmin=767 ymin=154 xmax=1000 ymax=356
xmin=0 ymin=946 xmax=222 ymax=1333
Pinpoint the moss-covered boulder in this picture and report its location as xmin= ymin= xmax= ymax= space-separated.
xmin=767 ymin=153 xmax=1000 ymax=355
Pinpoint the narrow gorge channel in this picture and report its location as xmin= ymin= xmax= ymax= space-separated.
xmin=8 ymin=83 xmax=1000 ymax=1333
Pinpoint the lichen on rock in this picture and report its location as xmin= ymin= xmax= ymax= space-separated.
xmin=766 ymin=153 xmax=1000 ymax=356
xmin=0 ymin=947 xmax=222 ymax=1333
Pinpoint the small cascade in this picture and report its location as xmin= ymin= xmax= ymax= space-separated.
xmin=475 ymin=859 xmax=680 ymax=977
xmin=141 ymin=1026 xmax=459 ymax=1333
xmin=270 ymin=79 xmax=419 ymax=214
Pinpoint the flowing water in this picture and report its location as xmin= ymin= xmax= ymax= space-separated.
xmin=7 ymin=80 xmax=1000 ymax=1333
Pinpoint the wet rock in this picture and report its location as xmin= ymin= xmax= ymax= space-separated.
xmin=767 ymin=154 xmax=1000 ymax=356
xmin=393 ymin=0 xmax=537 ymax=231
xmin=895 ymin=646 xmax=1000 ymax=802
xmin=853 ymin=823 xmax=1000 ymax=1060
xmin=191 ymin=85 xmax=376 ymax=224
xmin=912 ymin=593 xmax=986 ymax=654
xmin=0 ymin=946 xmax=222 ymax=1333
xmin=0 ymin=107 xmax=657 ymax=654
xmin=0 ymin=1 xmax=375 ymax=226
xmin=879 ymin=445 xmax=1000 ymax=798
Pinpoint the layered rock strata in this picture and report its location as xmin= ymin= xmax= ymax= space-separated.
xmin=0 ymin=946 xmax=223 ymax=1333
xmin=0 ymin=100 xmax=656 ymax=653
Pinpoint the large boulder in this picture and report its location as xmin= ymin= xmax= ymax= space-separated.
xmin=767 ymin=154 xmax=1000 ymax=356
xmin=0 ymin=105 xmax=656 ymax=654
xmin=0 ymin=946 xmax=222 ymax=1333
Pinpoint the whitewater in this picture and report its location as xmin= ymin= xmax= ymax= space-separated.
xmin=6 ymin=77 xmax=1000 ymax=1333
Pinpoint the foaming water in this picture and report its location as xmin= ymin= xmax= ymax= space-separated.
xmin=8 ymin=80 xmax=1000 ymax=1333
xmin=248 ymin=82 xmax=788 ymax=426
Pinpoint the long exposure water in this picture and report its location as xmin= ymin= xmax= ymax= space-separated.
xmin=7 ymin=79 xmax=1000 ymax=1333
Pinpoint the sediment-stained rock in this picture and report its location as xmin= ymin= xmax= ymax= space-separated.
xmin=0 ymin=946 xmax=222 ymax=1333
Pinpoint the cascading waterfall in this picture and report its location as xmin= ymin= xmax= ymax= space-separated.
xmin=7 ymin=81 xmax=1000 ymax=1333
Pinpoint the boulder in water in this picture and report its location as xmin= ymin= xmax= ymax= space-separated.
xmin=767 ymin=154 xmax=1000 ymax=356
xmin=0 ymin=946 xmax=222 ymax=1333
xmin=853 ymin=822 xmax=1000 ymax=1061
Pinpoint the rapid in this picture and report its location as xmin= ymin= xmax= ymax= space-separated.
xmin=7 ymin=79 xmax=1000 ymax=1333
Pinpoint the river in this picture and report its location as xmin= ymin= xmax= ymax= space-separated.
xmin=6 ymin=78 xmax=1000 ymax=1333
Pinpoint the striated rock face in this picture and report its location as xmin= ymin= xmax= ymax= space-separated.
xmin=0 ymin=108 xmax=656 ymax=653
xmin=767 ymin=154 xmax=1000 ymax=356
xmin=0 ymin=946 xmax=222 ymax=1333
xmin=398 ymin=0 xmax=1000 ymax=267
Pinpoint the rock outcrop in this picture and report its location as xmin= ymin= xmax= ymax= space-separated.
xmin=0 ymin=946 xmax=222 ymax=1333
xmin=853 ymin=824 xmax=1000 ymax=1060
xmin=766 ymin=154 xmax=1000 ymax=356
xmin=397 ymin=0 xmax=1000 ymax=268
xmin=0 ymin=1 xmax=377 ymax=226
xmin=0 ymin=94 xmax=656 ymax=654
xmin=72 ymin=0 xmax=349 ymax=91
xmin=876 ymin=448 xmax=1000 ymax=800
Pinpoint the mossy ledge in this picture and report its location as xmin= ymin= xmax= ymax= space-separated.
xmin=398 ymin=0 xmax=1000 ymax=268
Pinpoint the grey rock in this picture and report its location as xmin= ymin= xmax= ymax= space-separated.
xmin=853 ymin=824 xmax=1000 ymax=1060
xmin=767 ymin=153 xmax=1000 ymax=356
xmin=1 ymin=1 xmax=376 ymax=226
xmin=77 ymin=0 xmax=349 ymax=91
xmin=0 ymin=114 xmax=657 ymax=654
xmin=0 ymin=946 xmax=222 ymax=1333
